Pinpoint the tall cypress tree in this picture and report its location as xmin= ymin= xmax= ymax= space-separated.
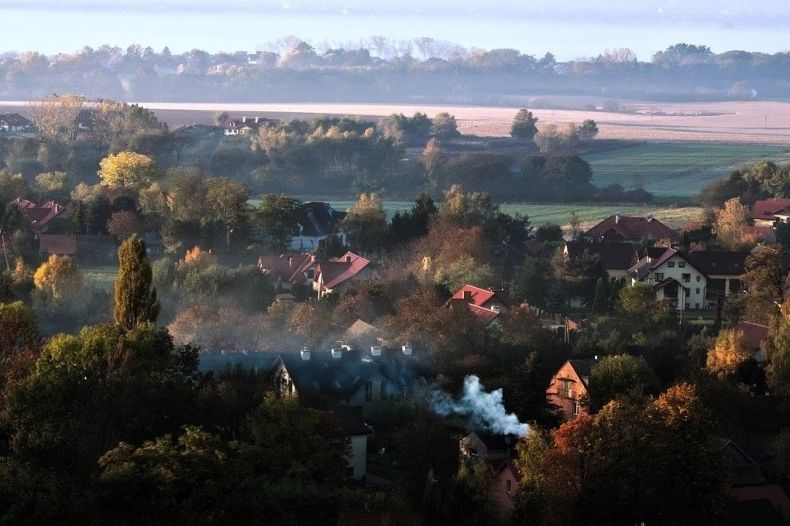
xmin=114 ymin=235 xmax=160 ymax=330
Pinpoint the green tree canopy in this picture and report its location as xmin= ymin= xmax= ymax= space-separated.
xmin=510 ymin=108 xmax=539 ymax=140
xmin=114 ymin=235 xmax=160 ymax=330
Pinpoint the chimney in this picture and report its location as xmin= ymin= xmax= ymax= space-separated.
xmin=300 ymin=347 xmax=311 ymax=360
xmin=615 ymin=213 xmax=620 ymax=224
xmin=401 ymin=344 xmax=413 ymax=356
xmin=370 ymin=345 xmax=382 ymax=357
xmin=346 ymin=255 xmax=352 ymax=263
xmin=331 ymin=348 xmax=343 ymax=359
xmin=463 ymin=290 xmax=473 ymax=302
xmin=242 ymin=116 xmax=248 ymax=123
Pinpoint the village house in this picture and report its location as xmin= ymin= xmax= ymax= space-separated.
xmin=10 ymin=198 xmax=67 ymax=233
xmin=446 ymin=284 xmax=509 ymax=329
xmin=257 ymin=253 xmax=316 ymax=290
xmin=564 ymin=240 xmax=638 ymax=280
xmin=627 ymin=246 xmax=708 ymax=310
xmin=290 ymin=202 xmax=348 ymax=252
xmin=0 ymin=113 xmax=33 ymax=133
xmin=493 ymin=460 xmax=522 ymax=517
xmin=583 ymin=214 xmax=677 ymax=244
xmin=223 ymin=116 xmax=278 ymax=136
xmin=546 ymin=358 xmax=596 ymax=421
xmin=38 ymin=233 xmax=78 ymax=257
xmin=459 ymin=432 xmax=517 ymax=466
xmin=313 ymin=251 xmax=372 ymax=298
xmin=751 ymin=198 xmax=790 ymax=227
xmin=270 ymin=345 xmax=429 ymax=414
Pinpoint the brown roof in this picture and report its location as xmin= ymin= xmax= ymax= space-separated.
xmin=11 ymin=198 xmax=65 ymax=228
xmin=584 ymin=214 xmax=677 ymax=242
xmin=0 ymin=113 xmax=31 ymax=127
xmin=732 ymin=321 xmax=770 ymax=351
xmin=751 ymin=198 xmax=790 ymax=220
xmin=258 ymin=253 xmax=315 ymax=284
xmin=686 ymin=251 xmax=749 ymax=277
xmin=336 ymin=511 xmax=423 ymax=526
xmin=38 ymin=233 xmax=78 ymax=256
xmin=315 ymin=252 xmax=370 ymax=291
xmin=565 ymin=240 xmax=638 ymax=270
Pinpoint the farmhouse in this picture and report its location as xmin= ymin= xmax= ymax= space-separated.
xmin=223 ymin=116 xmax=278 ymax=135
xmin=0 ymin=113 xmax=32 ymax=133
xmin=546 ymin=358 xmax=596 ymax=421
xmin=564 ymin=240 xmax=638 ymax=280
xmin=446 ymin=284 xmax=508 ymax=329
xmin=10 ymin=198 xmax=67 ymax=232
xmin=313 ymin=251 xmax=372 ymax=298
xmin=290 ymin=201 xmax=348 ymax=252
xmin=751 ymin=198 xmax=790 ymax=227
xmin=584 ymin=214 xmax=677 ymax=244
xmin=257 ymin=253 xmax=316 ymax=290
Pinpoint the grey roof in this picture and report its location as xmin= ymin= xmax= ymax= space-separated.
xmin=295 ymin=202 xmax=346 ymax=237
xmin=275 ymin=348 xmax=431 ymax=400
xmin=565 ymin=240 xmax=638 ymax=270
xmin=685 ymin=251 xmax=749 ymax=277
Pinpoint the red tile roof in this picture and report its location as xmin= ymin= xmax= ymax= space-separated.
xmin=450 ymin=284 xmax=496 ymax=307
xmin=258 ymin=253 xmax=315 ymax=284
xmin=467 ymin=303 xmax=501 ymax=326
xmin=11 ymin=198 xmax=65 ymax=228
xmin=584 ymin=214 xmax=676 ymax=242
xmin=733 ymin=321 xmax=770 ymax=351
xmin=751 ymin=198 xmax=790 ymax=221
xmin=315 ymin=252 xmax=370 ymax=291
xmin=38 ymin=233 xmax=77 ymax=256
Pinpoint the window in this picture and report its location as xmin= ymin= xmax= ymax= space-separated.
xmin=695 ymin=303 xmax=700 ymax=309
xmin=696 ymin=275 xmax=701 ymax=282
xmin=380 ymin=380 xmax=388 ymax=400
xmin=364 ymin=381 xmax=373 ymax=401
xmin=654 ymin=272 xmax=664 ymax=281
xmin=667 ymin=262 xmax=675 ymax=268
xmin=695 ymin=288 xmax=700 ymax=294
xmin=678 ymin=261 xmax=686 ymax=268
xmin=572 ymin=401 xmax=581 ymax=416
xmin=505 ymin=479 xmax=512 ymax=495
xmin=682 ymin=273 xmax=691 ymax=283
xmin=562 ymin=380 xmax=573 ymax=398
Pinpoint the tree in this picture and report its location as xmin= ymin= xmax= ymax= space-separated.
xmin=766 ymin=305 xmax=790 ymax=394
xmin=34 ymin=171 xmax=69 ymax=195
xmin=533 ymin=123 xmax=579 ymax=154
xmin=422 ymin=138 xmax=444 ymax=194
xmin=0 ymin=301 xmax=39 ymax=363
xmin=706 ymin=328 xmax=752 ymax=379
xmin=98 ymin=151 xmax=156 ymax=190
xmin=343 ymin=193 xmax=387 ymax=253
xmin=255 ymin=195 xmax=302 ymax=251
xmin=713 ymin=197 xmax=752 ymax=250
xmin=114 ymin=235 xmax=160 ymax=330
xmin=33 ymin=255 xmax=83 ymax=303
xmin=591 ymin=277 xmax=609 ymax=315
xmin=28 ymin=94 xmax=85 ymax=145
xmin=578 ymin=119 xmax=599 ymax=140
xmin=107 ymin=211 xmax=142 ymax=240
xmin=742 ymin=244 xmax=785 ymax=322
xmin=510 ymin=109 xmax=538 ymax=141
xmin=588 ymin=354 xmax=659 ymax=411
xmin=617 ymin=283 xmax=672 ymax=326
xmin=431 ymin=112 xmax=460 ymax=139
xmin=213 ymin=111 xmax=229 ymax=125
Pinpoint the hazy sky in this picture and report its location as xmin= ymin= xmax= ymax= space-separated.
xmin=3 ymin=0 xmax=789 ymax=59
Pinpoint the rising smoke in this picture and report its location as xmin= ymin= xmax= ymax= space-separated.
xmin=431 ymin=375 xmax=529 ymax=436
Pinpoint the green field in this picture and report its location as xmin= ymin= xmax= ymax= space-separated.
xmin=82 ymin=266 xmax=118 ymax=292
xmin=584 ymin=142 xmax=790 ymax=199
xmin=325 ymin=201 xmax=692 ymax=227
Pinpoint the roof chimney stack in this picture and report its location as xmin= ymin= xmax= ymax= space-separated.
xmin=300 ymin=347 xmax=311 ymax=360
xmin=331 ymin=348 xmax=343 ymax=359
xmin=242 ymin=116 xmax=248 ymax=123
xmin=370 ymin=345 xmax=382 ymax=357
xmin=401 ymin=344 xmax=412 ymax=356
xmin=615 ymin=213 xmax=620 ymax=224
xmin=463 ymin=290 xmax=472 ymax=301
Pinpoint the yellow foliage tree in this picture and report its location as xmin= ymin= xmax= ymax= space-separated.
xmin=33 ymin=255 xmax=83 ymax=302
xmin=706 ymin=328 xmax=751 ymax=378
xmin=98 ymin=151 xmax=156 ymax=189
xmin=181 ymin=246 xmax=216 ymax=269
xmin=713 ymin=197 xmax=754 ymax=250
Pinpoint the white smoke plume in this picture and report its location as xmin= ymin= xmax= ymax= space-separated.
xmin=431 ymin=375 xmax=529 ymax=436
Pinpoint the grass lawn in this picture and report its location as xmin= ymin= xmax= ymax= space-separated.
xmin=584 ymin=142 xmax=790 ymax=200
xmin=82 ymin=266 xmax=118 ymax=292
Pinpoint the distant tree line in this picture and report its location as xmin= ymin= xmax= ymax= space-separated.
xmin=1 ymin=41 xmax=789 ymax=102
